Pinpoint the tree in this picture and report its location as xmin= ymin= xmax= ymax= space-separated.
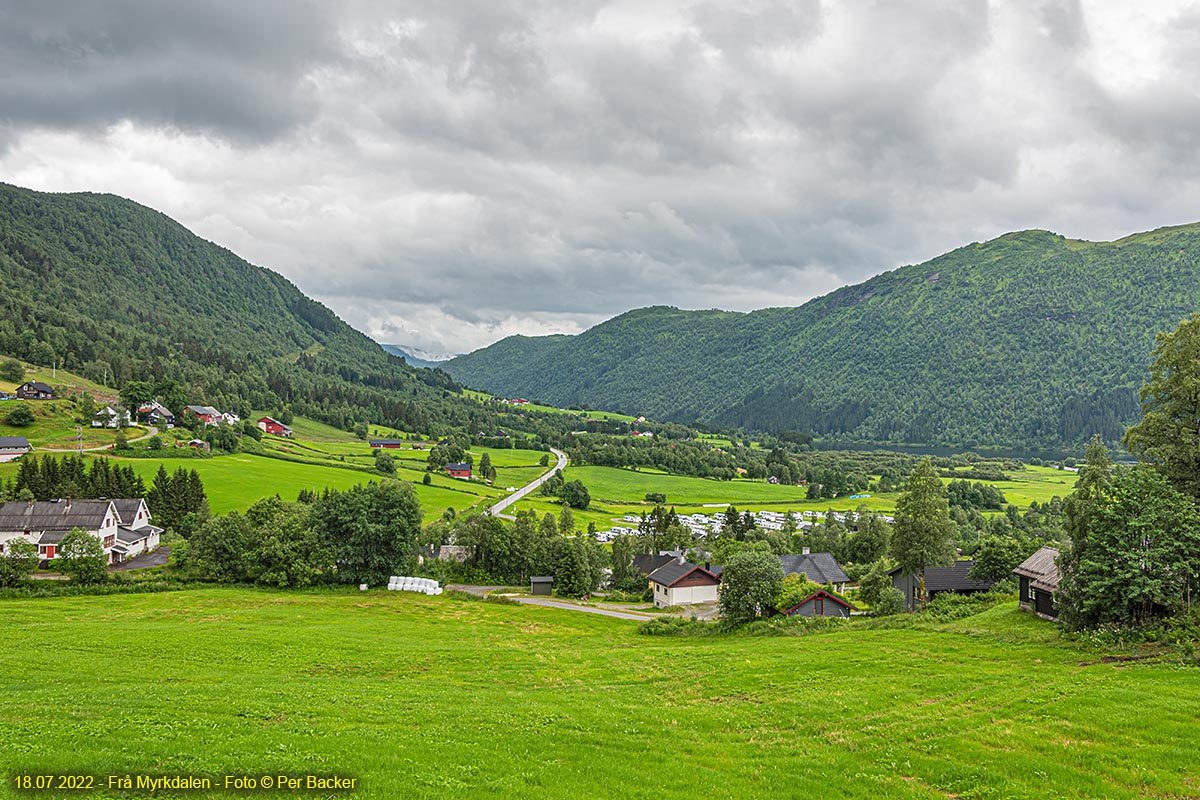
xmin=189 ymin=513 xmax=252 ymax=582
xmin=559 ymin=479 xmax=590 ymax=510
xmin=312 ymin=481 xmax=422 ymax=586
xmin=244 ymin=497 xmax=332 ymax=588
xmin=1124 ymin=314 xmax=1200 ymax=499
xmin=969 ymin=534 xmax=1033 ymax=583
xmin=1058 ymin=465 xmax=1200 ymax=628
xmin=719 ymin=548 xmax=784 ymax=624
xmin=119 ymin=380 xmax=154 ymax=411
xmin=0 ymin=358 xmax=24 ymax=383
xmin=0 ymin=537 xmax=39 ymax=586
xmin=375 ymin=451 xmax=396 ymax=475
xmin=479 ymin=452 xmax=495 ymax=483
xmin=890 ymin=458 xmax=956 ymax=606
xmin=539 ymin=453 xmax=550 ymax=467
xmin=4 ymin=404 xmax=34 ymax=427
xmin=113 ymin=430 xmax=130 ymax=451
xmin=57 ymin=528 xmax=108 ymax=584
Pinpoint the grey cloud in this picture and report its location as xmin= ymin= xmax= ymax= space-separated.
xmin=0 ymin=0 xmax=344 ymax=140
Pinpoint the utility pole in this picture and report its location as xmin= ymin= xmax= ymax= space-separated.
xmin=75 ymin=426 xmax=82 ymax=454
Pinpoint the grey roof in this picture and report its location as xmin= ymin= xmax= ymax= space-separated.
xmin=0 ymin=436 xmax=31 ymax=449
xmin=0 ymin=500 xmax=114 ymax=533
xmin=185 ymin=405 xmax=220 ymax=416
xmin=36 ymin=529 xmax=73 ymax=545
xmin=20 ymin=381 xmax=53 ymax=393
xmin=369 ymin=439 xmax=406 ymax=446
xmin=784 ymin=590 xmax=857 ymax=614
xmin=112 ymin=499 xmax=148 ymax=525
xmin=1014 ymin=546 xmax=1060 ymax=592
xmin=890 ymin=560 xmax=995 ymax=592
xmin=647 ymin=560 xmax=720 ymax=588
xmin=530 ymin=576 xmax=554 ymax=583
xmin=445 ymin=462 xmax=471 ymax=470
xmin=632 ymin=553 xmax=675 ymax=576
xmin=780 ymin=553 xmax=849 ymax=585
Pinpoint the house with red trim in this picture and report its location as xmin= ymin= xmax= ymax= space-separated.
xmin=369 ymin=439 xmax=406 ymax=449
xmin=782 ymin=590 xmax=856 ymax=619
xmin=257 ymin=416 xmax=292 ymax=437
xmin=183 ymin=405 xmax=222 ymax=426
xmin=0 ymin=499 xmax=120 ymax=564
xmin=445 ymin=462 xmax=472 ymax=479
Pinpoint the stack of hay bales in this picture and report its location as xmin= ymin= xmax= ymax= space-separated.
xmin=386 ymin=576 xmax=443 ymax=595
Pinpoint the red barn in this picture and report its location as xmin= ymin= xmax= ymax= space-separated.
xmin=445 ymin=462 xmax=472 ymax=479
xmin=257 ymin=416 xmax=293 ymax=437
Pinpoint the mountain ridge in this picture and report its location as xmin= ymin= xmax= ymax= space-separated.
xmin=443 ymin=224 xmax=1200 ymax=450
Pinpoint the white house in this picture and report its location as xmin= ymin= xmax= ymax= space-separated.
xmin=0 ymin=436 xmax=31 ymax=463
xmin=91 ymin=405 xmax=132 ymax=428
xmin=110 ymin=498 xmax=163 ymax=563
xmin=0 ymin=499 xmax=120 ymax=564
xmin=647 ymin=556 xmax=722 ymax=608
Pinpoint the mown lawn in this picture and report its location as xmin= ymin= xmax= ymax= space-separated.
xmin=0 ymin=591 xmax=1197 ymax=800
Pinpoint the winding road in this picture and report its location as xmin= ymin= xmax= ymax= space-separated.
xmin=488 ymin=447 xmax=567 ymax=520
xmin=38 ymin=426 xmax=159 ymax=453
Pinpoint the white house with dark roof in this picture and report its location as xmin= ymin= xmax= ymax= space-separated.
xmin=647 ymin=555 xmax=721 ymax=608
xmin=0 ymin=436 xmax=31 ymax=463
xmin=91 ymin=405 xmax=131 ymax=428
xmin=0 ymin=499 xmax=120 ymax=563
xmin=110 ymin=498 xmax=163 ymax=563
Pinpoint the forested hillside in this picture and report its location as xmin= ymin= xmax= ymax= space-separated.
xmin=445 ymin=226 xmax=1200 ymax=450
xmin=0 ymin=183 xmax=473 ymax=433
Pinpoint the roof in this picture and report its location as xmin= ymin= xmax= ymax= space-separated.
xmin=117 ymin=524 xmax=161 ymax=543
xmin=1014 ymin=546 xmax=1060 ymax=592
xmin=647 ymin=560 xmax=720 ymax=588
xmin=784 ymin=590 xmax=857 ymax=615
xmin=445 ymin=462 xmax=471 ymax=471
xmin=111 ymin=499 xmax=148 ymax=524
xmin=20 ymin=381 xmax=53 ymax=393
xmin=369 ymin=439 xmax=406 ymax=446
xmin=0 ymin=436 xmax=31 ymax=449
xmin=35 ymin=529 xmax=73 ymax=545
xmin=780 ymin=553 xmax=850 ymax=585
xmin=632 ymin=553 xmax=675 ymax=576
xmin=186 ymin=405 xmax=221 ymax=416
xmin=258 ymin=416 xmax=289 ymax=427
xmin=890 ymin=560 xmax=995 ymax=593
xmin=530 ymin=576 xmax=554 ymax=583
xmin=0 ymin=500 xmax=114 ymax=533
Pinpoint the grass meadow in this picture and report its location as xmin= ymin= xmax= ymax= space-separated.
xmin=1 ymin=589 xmax=1197 ymax=800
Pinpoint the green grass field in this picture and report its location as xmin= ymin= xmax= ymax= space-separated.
xmin=1 ymin=589 xmax=1196 ymax=800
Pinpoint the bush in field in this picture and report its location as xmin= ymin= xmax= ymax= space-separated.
xmin=5 ymin=404 xmax=34 ymax=427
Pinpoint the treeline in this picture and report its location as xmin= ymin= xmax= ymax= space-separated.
xmin=178 ymin=482 xmax=420 ymax=588
xmin=2 ymin=454 xmax=145 ymax=501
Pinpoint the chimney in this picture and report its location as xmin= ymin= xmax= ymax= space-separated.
xmin=677 ymin=552 xmax=686 ymax=565
xmin=65 ymin=497 xmax=71 ymax=511
xmin=802 ymin=546 xmax=810 ymax=555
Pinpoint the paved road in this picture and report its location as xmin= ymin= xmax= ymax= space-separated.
xmin=109 ymin=546 xmax=171 ymax=571
xmin=488 ymin=447 xmax=567 ymax=520
xmin=445 ymin=584 xmax=657 ymax=621
xmin=39 ymin=426 xmax=159 ymax=453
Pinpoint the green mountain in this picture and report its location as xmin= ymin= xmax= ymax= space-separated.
xmin=444 ymin=226 xmax=1200 ymax=451
xmin=0 ymin=183 xmax=477 ymax=433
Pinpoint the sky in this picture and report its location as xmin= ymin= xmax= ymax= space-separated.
xmin=3 ymin=1 xmax=1200 ymax=356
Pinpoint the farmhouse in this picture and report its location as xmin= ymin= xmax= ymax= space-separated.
xmin=91 ymin=405 xmax=131 ymax=428
xmin=137 ymin=401 xmax=176 ymax=427
xmin=647 ymin=556 xmax=721 ymax=608
xmin=183 ymin=405 xmax=222 ymax=426
xmin=889 ymin=561 xmax=995 ymax=611
xmin=110 ymin=498 xmax=162 ymax=563
xmin=257 ymin=416 xmax=292 ymax=437
xmin=0 ymin=436 xmax=31 ymax=463
xmin=780 ymin=551 xmax=850 ymax=593
xmin=369 ymin=439 xmax=407 ymax=449
xmin=0 ymin=499 xmax=119 ymax=564
xmin=445 ymin=462 xmax=472 ymax=479
xmin=16 ymin=381 xmax=54 ymax=400
xmin=782 ymin=589 xmax=856 ymax=619
xmin=1014 ymin=546 xmax=1060 ymax=620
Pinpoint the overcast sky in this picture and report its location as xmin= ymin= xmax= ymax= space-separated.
xmin=3 ymin=1 xmax=1200 ymax=355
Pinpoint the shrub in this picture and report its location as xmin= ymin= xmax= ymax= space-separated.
xmin=4 ymin=404 xmax=34 ymax=427
xmin=0 ymin=358 xmax=24 ymax=383
xmin=872 ymin=588 xmax=907 ymax=617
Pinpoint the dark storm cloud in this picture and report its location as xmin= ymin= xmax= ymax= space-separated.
xmin=3 ymin=1 xmax=1200 ymax=352
xmin=0 ymin=0 xmax=343 ymax=140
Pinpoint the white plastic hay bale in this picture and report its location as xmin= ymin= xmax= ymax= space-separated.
xmin=359 ymin=583 xmax=368 ymax=591
xmin=434 ymin=587 xmax=443 ymax=595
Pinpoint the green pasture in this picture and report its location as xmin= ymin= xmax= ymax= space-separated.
xmin=983 ymin=465 xmax=1078 ymax=506
xmin=0 ymin=397 xmax=146 ymax=449
xmin=1 ymin=590 xmax=1197 ymax=800
xmin=113 ymin=454 xmax=490 ymax=522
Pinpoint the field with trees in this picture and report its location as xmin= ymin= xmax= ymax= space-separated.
xmin=0 ymin=589 xmax=1197 ymax=800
